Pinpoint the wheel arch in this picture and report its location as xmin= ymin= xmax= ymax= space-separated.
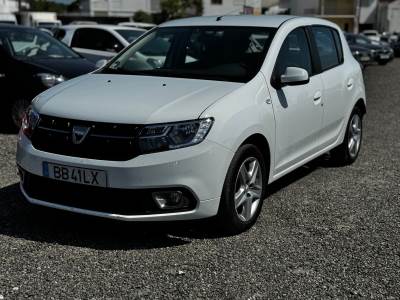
xmin=240 ymin=133 xmax=271 ymax=180
xmin=355 ymin=98 xmax=367 ymax=116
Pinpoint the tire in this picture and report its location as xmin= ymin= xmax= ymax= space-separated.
xmin=217 ymin=144 xmax=268 ymax=234
xmin=378 ymin=59 xmax=388 ymax=66
xmin=10 ymin=98 xmax=31 ymax=130
xmin=330 ymin=106 xmax=363 ymax=166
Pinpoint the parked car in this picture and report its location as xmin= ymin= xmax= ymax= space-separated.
xmin=345 ymin=33 xmax=393 ymax=65
xmin=0 ymin=24 xmax=96 ymax=128
xmin=17 ymin=16 xmax=366 ymax=234
xmin=391 ymin=40 xmax=400 ymax=56
xmin=362 ymin=29 xmax=381 ymax=42
xmin=53 ymin=25 xmax=146 ymax=63
xmin=349 ymin=44 xmax=372 ymax=67
xmin=118 ymin=22 xmax=156 ymax=30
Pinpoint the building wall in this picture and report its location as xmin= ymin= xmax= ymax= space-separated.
xmin=82 ymin=0 xmax=158 ymax=17
xmin=202 ymin=0 xmax=243 ymax=16
xmin=0 ymin=0 xmax=18 ymax=13
xmin=388 ymin=0 xmax=400 ymax=32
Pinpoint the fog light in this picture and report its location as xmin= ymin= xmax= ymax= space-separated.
xmin=152 ymin=191 xmax=189 ymax=210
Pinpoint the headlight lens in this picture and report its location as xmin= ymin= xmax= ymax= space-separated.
xmin=138 ymin=118 xmax=213 ymax=153
xmin=36 ymin=73 xmax=66 ymax=88
xmin=21 ymin=106 xmax=40 ymax=140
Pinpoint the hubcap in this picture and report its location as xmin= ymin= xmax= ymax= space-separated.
xmin=234 ymin=157 xmax=263 ymax=222
xmin=348 ymin=114 xmax=362 ymax=158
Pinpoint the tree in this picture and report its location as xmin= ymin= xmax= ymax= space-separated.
xmin=133 ymin=10 xmax=153 ymax=23
xmin=160 ymin=0 xmax=203 ymax=20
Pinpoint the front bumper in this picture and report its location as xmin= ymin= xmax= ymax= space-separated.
xmin=16 ymin=133 xmax=234 ymax=221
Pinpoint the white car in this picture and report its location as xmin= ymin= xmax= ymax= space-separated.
xmin=118 ymin=22 xmax=156 ymax=30
xmin=362 ymin=30 xmax=381 ymax=42
xmin=53 ymin=25 xmax=146 ymax=63
xmin=17 ymin=16 xmax=366 ymax=233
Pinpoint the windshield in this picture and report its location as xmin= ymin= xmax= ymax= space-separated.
xmin=0 ymin=29 xmax=80 ymax=59
xmin=116 ymin=29 xmax=145 ymax=43
xmin=102 ymin=26 xmax=276 ymax=83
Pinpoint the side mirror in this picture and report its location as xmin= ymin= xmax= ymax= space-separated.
xmin=280 ymin=67 xmax=309 ymax=86
xmin=95 ymin=59 xmax=108 ymax=69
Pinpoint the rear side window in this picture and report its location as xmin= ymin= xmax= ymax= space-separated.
xmin=332 ymin=29 xmax=344 ymax=63
xmin=71 ymin=28 xmax=123 ymax=53
xmin=275 ymin=27 xmax=313 ymax=76
xmin=312 ymin=26 xmax=340 ymax=71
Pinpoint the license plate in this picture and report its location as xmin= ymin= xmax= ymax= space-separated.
xmin=43 ymin=162 xmax=107 ymax=187
xmin=380 ymin=54 xmax=390 ymax=59
xmin=360 ymin=56 xmax=370 ymax=62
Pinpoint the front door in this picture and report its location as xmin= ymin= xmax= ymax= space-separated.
xmin=269 ymin=27 xmax=324 ymax=175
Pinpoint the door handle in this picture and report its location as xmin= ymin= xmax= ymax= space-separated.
xmin=347 ymin=79 xmax=354 ymax=89
xmin=313 ymin=91 xmax=322 ymax=101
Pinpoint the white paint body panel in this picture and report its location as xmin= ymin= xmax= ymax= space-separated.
xmin=17 ymin=16 xmax=366 ymax=221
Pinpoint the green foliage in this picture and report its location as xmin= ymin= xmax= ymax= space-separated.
xmin=29 ymin=0 xmax=68 ymax=13
xmin=133 ymin=10 xmax=153 ymax=23
xmin=160 ymin=0 xmax=203 ymax=20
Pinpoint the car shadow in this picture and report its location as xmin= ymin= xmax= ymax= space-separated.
xmin=0 ymin=154 xmax=339 ymax=250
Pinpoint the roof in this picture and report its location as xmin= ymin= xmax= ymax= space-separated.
xmin=160 ymin=15 xmax=296 ymax=28
xmin=62 ymin=24 xmax=146 ymax=32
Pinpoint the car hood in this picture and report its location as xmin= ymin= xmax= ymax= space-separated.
xmin=34 ymin=74 xmax=243 ymax=124
xmin=26 ymin=58 xmax=96 ymax=78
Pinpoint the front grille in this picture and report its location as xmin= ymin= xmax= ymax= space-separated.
xmin=22 ymin=171 xmax=197 ymax=215
xmin=31 ymin=115 xmax=143 ymax=161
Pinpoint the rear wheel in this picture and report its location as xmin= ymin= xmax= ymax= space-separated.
xmin=331 ymin=107 xmax=363 ymax=165
xmin=217 ymin=144 xmax=268 ymax=234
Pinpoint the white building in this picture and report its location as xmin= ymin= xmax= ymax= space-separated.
xmin=80 ymin=0 xmax=160 ymax=17
xmin=202 ymin=0 xmax=263 ymax=16
xmin=0 ymin=0 xmax=19 ymax=13
xmin=388 ymin=0 xmax=400 ymax=33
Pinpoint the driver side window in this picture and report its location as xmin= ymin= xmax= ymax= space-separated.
xmin=275 ymin=28 xmax=312 ymax=77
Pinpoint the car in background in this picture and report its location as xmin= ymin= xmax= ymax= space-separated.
xmin=0 ymin=24 xmax=96 ymax=129
xmin=345 ymin=33 xmax=393 ymax=65
xmin=118 ymin=22 xmax=156 ymax=30
xmin=349 ymin=44 xmax=372 ymax=67
xmin=362 ymin=29 xmax=381 ymax=42
xmin=53 ymin=25 xmax=146 ymax=63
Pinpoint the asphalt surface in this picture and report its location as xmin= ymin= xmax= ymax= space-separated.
xmin=0 ymin=60 xmax=399 ymax=299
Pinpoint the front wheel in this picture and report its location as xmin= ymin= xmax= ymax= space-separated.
xmin=330 ymin=107 xmax=363 ymax=165
xmin=217 ymin=144 xmax=268 ymax=234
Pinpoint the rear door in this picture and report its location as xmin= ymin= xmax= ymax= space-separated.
xmin=269 ymin=27 xmax=325 ymax=175
xmin=71 ymin=28 xmax=124 ymax=63
xmin=310 ymin=26 xmax=350 ymax=149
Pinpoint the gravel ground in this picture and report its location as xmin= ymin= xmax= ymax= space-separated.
xmin=0 ymin=60 xmax=399 ymax=299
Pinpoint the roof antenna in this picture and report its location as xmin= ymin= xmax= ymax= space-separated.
xmin=216 ymin=16 xmax=223 ymax=21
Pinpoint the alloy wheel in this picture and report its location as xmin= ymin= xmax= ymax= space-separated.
xmin=234 ymin=157 xmax=263 ymax=222
xmin=348 ymin=114 xmax=362 ymax=158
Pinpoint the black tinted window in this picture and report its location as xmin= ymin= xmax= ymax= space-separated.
xmin=312 ymin=26 xmax=340 ymax=71
xmin=103 ymin=26 xmax=276 ymax=83
xmin=275 ymin=27 xmax=312 ymax=76
xmin=53 ymin=28 xmax=66 ymax=40
xmin=72 ymin=28 xmax=123 ymax=53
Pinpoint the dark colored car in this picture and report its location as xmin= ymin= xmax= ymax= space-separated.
xmin=348 ymin=44 xmax=372 ymax=67
xmin=0 ymin=24 xmax=96 ymax=129
xmin=345 ymin=33 xmax=393 ymax=65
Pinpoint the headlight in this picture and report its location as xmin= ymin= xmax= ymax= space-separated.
xmin=138 ymin=118 xmax=213 ymax=153
xmin=36 ymin=73 xmax=65 ymax=88
xmin=21 ymin=106 xmax=40 ymax=140
xmin=352 ymin=50 xmax=360 ymax=56
xmin=370 ymin=49 xmax=377 ymax=55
